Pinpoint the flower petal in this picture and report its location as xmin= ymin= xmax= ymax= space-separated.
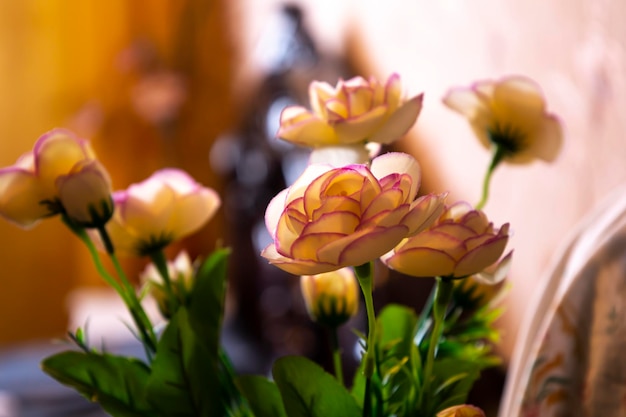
xmin=261 ymin=243 xmax=339 ymax=275
xmin=333 ymin=105 xmax=387 ymax=144
xmin=0 ymin=169 xmax=48 ymax=228
xmin=370 ymin=152 xmax=421 ymax=200
xmin=369 ymin=93 xmax=423 ymax=144
xmin=384 ymin=247 xmax=456 ymax=278
xmin=454 ymin=234 xmax=509 ymax=277
xmin=338 ymin=225 xmax=409 ymax=267
xmin=277 ymin=106 xmax=337 ymax=145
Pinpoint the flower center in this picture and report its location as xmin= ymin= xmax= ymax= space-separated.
xmin=488 ymin=121 xmax=527 ymax=155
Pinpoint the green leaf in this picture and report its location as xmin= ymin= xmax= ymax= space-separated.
xmin=41 ymin=350 xmax=155 ymax=417
xmin=145 ymin=308 xmax=222 ymax=417
xmin=188 ymin=247 xmax=230 ymax=354
xmin=236 ymin=375 xmax=287 ymax=417
xmin=273 ymin=356 xmax=360 ymax=417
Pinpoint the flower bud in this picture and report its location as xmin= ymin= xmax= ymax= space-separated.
xmin=436 ymin=405 xmax=486 ymax=417
xmin=300 ymin=267 xmax=359 ymax=328
xmin=140 ymin=251 xmax=194 ymax=319
xmin=57 ymin=160 xmax=113 ymax=228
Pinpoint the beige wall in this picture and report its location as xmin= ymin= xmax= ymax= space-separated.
xmin=234 ymin=0 xmax=626 ymax=362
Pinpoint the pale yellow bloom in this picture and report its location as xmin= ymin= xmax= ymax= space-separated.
xmin=300 ymin=267 xmax=359 ymax=327
xmin=382 ymin=202 xmax=511 ymax=279
xmin=278 ymin=74 xmax=423 ymax=148
xmin=443 ymin=76 xmax=562 ymax=164
xmin=262 ymin=152 xmax=446 ymax=275
xmin=0 ymin=128 xmax=110 ymax=228
xmin=102 ymin=169 xmax=220 ymax=256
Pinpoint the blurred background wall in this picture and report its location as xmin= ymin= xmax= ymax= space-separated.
xmin=1 ymin=0 xmax=625 ymax=379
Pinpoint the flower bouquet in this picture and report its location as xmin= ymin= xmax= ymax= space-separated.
xmin=0 ymin=73 xmax=561 ymax=417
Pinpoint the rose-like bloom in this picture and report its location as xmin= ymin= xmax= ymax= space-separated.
xmin=278 ymin=74 xmax=423 ymax=148
xmin=56 ymin=160 xmax=113 ymax=227
xmin=102 ymin=169 xmax=220 ymax=256
xmin=437 ymin=404 xmax=486 ymax=417
xmin=141 ymin=251 xmax=194 ymax=318
xmin=382 ymin=202 xmax=511 ymax=279
xmin=443 ymin=76 xmax=562 ymax=164
xmin=261 ymin=152 xmax=446 ymax=275
xmin=300 ymin=267 xmax=359 ymax=327
xmin=0 ymin=128 xmax=110 ymax=228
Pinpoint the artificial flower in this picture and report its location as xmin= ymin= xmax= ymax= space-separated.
xmin=141 ymin=251 xmax=194 ymax=318
xmin=277 ymin=73 xmax=423 ymax=148
xmin=300 ymin=267 xmax=359 ymax=327
xmin=102 ymin=169 xmax=220 ymax=256
xmin=437 ymin=404 xmax=486 ymax=417
xmin=56 ymin=160 xmax=113 ymax=227
xmin=443 ymin=76 xmax=562 ymax=164
xmin=382 ymin=201 xmax=510 ymax=279
xmin=261 ymin=152 xmax=446 ymax=275
xmin=0 ymin=128 xmax=108 ymax=228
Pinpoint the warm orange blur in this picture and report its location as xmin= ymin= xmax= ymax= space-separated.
xmin=0 ymin=1 xmax=234 ymax=344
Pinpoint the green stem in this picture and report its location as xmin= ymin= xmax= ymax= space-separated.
xmin=149 ymin=250 xmax=179 ymax=313
xmin=476 ymin=145 xmax=506 ymax=210
xmin=418 ymin=277 xmax=454 ymax=410
xmin=329 ymin=327 xmax=344 ymax=386
xmin=354 ymin=262 xmax=376 ymax=417
xmin=96 ymin=226 xmax=157 ymax=358
xmin=62 ymin=216 xmax=124 ymax=296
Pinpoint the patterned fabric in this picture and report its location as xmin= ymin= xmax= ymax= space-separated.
xmin=500 ymin=185 xmax=626 ymax=417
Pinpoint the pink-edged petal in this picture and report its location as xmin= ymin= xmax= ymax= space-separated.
xmin=453 ymin=235 xmax=509 ymax=277
xmin=277 ymin=106 xmax=337 ymax=145
xmin=361 ymin=188 xmax=404 ymax=221
xmin=265 ymin=188 xmax=289 ymax=235
xmin=309 ymin=81 xmax=337 ymax=118
xmin=286 ymin=164 xmax=333 ymax=204
xmin=290 ymin=232 xmax=346 ymax=260
xmin=312 ymin=195 xmax=360 ymax=221
xmin=384 ymin=247 xmax=456 ymax=278
xmin=474 ymin=250 xmax=513 ymax=285
xmin=383 ymin=73 xmax=402 ymax=111
xmin=397 ymin=230 xmax=465 ymax=261
xmin=261 ymin=243 xmax=339 ymax=275
xmin=337 ymin=225 xmax=409 ymax=267
xmin=370 ymin=152 xmax=421 ymax=200
xmin=402 ymin=193 xmax=447 ymax=235
xmin=359 ymin=205 xmax=409 ymax=230
xmin=301 ymin=211 xmax=360 ymax=236
xmin=333 ymin=106 xmax=388 ymax=144
xmin=369 ymin=93 xmax=423 ymax=144
xmin=34 ymin=130 xmax=92 ymax=196
xmin=0 ymin=169 xmax=49 ymax=228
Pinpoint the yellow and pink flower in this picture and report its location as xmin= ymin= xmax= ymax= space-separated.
xmin=261 ymin=152 xmax=446 ymax=275
xmin=102 ymin=169 xmax=220 ymax=256
xmin=382 ymin=202 xmax=511 ymax=279
xmin=278 ymin=74 xmax=423 ymax=148
xmin=443 ymin=76 xmax=562 ymax=164
xmin=0 ymin=128 xmax=112 ymax=228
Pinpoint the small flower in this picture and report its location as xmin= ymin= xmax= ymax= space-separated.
xmin=0 ymin=128 xmax=108 ymax=228
xmin=382 ymin=202 xmax=511 ymax=279
xmin=278 ymin=74 xmax=423 ymax=148
xmin=56 ymin=160 xmax=113 ymax=227
xmin=141 ymin=251 xmax=194 ymax=318
xmin=261 ymin=152 xmax=446 ymax=275
xmin=443 ymin=76 xmax=562 ymax=164
xmin=102 ymin=169 xmax=221 ymax=256
xmin=300 ymin=267 xmax=359 ymax=327
xmin=437 ymin=404 xmax=486 ymax=417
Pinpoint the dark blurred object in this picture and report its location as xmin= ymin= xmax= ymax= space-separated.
xmin=210 ymin=3 xmax=356 ymax=375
